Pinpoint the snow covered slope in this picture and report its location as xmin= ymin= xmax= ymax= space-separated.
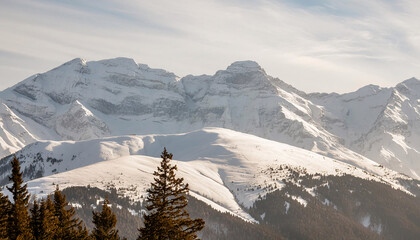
xmin=0 ymin=128 xmax=412 ymax=222
xmin=309 ymin=78 xmax=420 ymax=179
xmin=0 ymin=101 xmax=57 ymax=157
xmin=0 ymin=57 xmax=419 ymax=178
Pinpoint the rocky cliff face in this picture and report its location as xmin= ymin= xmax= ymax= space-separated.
xmin=0 ymin=57 xmax=419 ymax=178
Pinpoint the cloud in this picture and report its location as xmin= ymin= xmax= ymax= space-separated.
xmin=0 ymin=0 xmax=419 ymax=93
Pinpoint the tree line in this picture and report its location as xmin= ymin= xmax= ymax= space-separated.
xmin=0 ymin=148 xmax=204 ymax=240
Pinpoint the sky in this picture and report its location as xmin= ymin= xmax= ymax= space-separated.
xmin=1 ymin=0 xmax=420 ymax=93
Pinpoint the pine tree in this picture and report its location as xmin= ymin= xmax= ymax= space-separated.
xmin=53 ymin=186 xmax=89 ymax=240
xmin=6 ymin=156 xmax=33 ymax=240
xmin=0 ymin=190 xmax=10 ymax=239
xmin=92 ymin=196 xmax=119 ymax=240
xmin=30 ymin=200 xmax=41 ymax=240
xmin=138 ymin=148 xmax=205 ymax=240
xmin=38 ymin=196 xmax=58 ymax=240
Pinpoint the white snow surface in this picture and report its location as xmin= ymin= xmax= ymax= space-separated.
xmin=291 ymin=195 xmax=307 ymax=207
xmin=1 ymin=128 xmax=410 ymax=222
xmin=361 ymin=215 xmax=371 ymax=228
xmin=284 ymin=201 xmax=290 ymax=214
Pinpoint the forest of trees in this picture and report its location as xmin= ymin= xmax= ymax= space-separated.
xmin=248 ymin=167 xmax=420 ymax=240
xmin=0 ymin=149 xmax=205 ymax=240
xmin=62 ymin=186 xmax=282 ymax=239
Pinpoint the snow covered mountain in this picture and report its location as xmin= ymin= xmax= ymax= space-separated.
xmin=0 ymin=57 xmax=419 ymax=179
xmin=0 ymin=128 xmax=412 ymax=222
xmin=309 ymin=78 xmax=420 ymax=179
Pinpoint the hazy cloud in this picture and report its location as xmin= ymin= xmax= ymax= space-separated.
xmin=1 ymin=0 xmax=419 ymax=93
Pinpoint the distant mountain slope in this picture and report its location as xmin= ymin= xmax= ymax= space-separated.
xmin=249 ymin=173 xmax=420 ymax=240
xmin=61 ymin=186 xmax=283 ymax=240
xmin=0 ymin=128 xmax=412 ymax=223
xmin=0 ymin=57 xmax=418 ymax=178
xmin=61 ymin=179 xmax=420 ymax=240
xmin=309 ymin=78 xmax=420 ymax=179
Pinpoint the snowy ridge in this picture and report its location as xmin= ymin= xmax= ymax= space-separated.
xmin=0 ymin=128 xmax=412 ymax=222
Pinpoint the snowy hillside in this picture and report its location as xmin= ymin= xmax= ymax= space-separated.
xmin=0 ymin=128 xmax=412 ymax=222
xmin=0 ymin=57 xmax=419 ymax=178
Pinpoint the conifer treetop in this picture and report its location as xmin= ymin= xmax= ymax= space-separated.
xmin=7 ymin=156 xmax=30 ymax=205
xmin=6 ymin=155 xmax=33 ymax=239
xmin=138 ymin=147 xmax=204 ymax=240
xmin=92 ymin=196 xmax=119 ymax=240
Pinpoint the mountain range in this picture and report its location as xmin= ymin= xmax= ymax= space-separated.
xmin=0 ymin=57 xmax=419 ymax=179
xmin=0 ymin=58 xmax=419 ymax=239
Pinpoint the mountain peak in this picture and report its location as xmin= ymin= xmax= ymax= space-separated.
xmin=63 ymin=58 xmax=87 ymax=66
xmin=395 ymin=77 xmax=420 ymax=95
xmin=95 ymin=57 xmax=137 ymax=67
xmin=354 ymin=84 xmax=382 ymax=95
xmin=49 ymin=57 xmax=87 ymax=74
xmin=226 ymin=61 xmax=262 ymax=73
xmin=397 ymin=77 xmax=419 ymax=87
xmin=68 ymin=100 xmax=92 ymax=116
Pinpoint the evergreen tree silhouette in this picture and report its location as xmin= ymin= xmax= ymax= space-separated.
xmin=92 ymin=196 xmax=119 ymax=240
xmin=138 ymin=148 xmax=204 ymax=240
xmin=30 ymin=200 xmax=41 ymax=239
xmin=53 ymin=186 xmax=89 ymax=240
xmin=38 ymin=196 xmax=58 ymax=240
xmin=0 ymin=190 xmax=10 ymax=239
xmin=6 ymin=156 xmax=33 ymax=240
